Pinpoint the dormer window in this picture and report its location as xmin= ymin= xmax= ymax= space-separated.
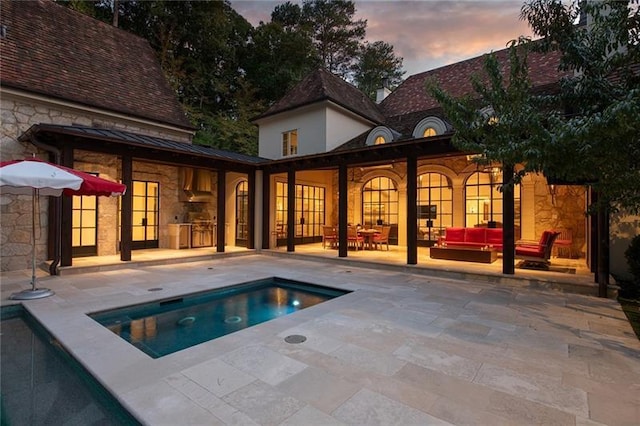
xmin=423 ymin=127 xmax=436 ymax=137
xmin=366 ymin=126 xmax=396 ymax=146
xmin=282 ymin=129 xmax=298 ymax=157
xmin=413 ymin=116 xmax=448 ymax=139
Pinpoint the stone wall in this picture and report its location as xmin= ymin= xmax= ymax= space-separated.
xmin=1 ymin=92 xmax=193 ymax=271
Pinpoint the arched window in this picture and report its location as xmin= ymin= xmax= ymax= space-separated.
xmin=464 ymin=171 xmax=521 ymax=238
xmin=417 ymin=172 xmax=452 ymax=244
xmin=235 ymin=180 xmax=248 ymax=245
xmin=362 ymin=177 xmax=398 ymax=244
xmin=423 ymin=127 xmax=436 ymax=137
xmin=366 ymin=126 xmax=396 ymax=146
xmin=412 ymin=116 xmax=448 ymax=138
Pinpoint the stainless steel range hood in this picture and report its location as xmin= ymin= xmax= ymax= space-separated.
xmin=180 ymin=168 xmax=214 ymax=202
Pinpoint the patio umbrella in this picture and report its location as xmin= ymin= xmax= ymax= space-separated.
xmin=0 ymin=157 xmax=126 ymax=300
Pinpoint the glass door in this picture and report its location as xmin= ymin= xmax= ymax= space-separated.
xmin=235 ymin=181 xmax=248 ymax=247
xmin=132 ymin=181 xmax=159 ymax=249
xmin=72 ymin=194 xmax=97 ymax=257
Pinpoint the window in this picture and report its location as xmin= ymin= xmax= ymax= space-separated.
xmin=423 ymin=127 xmax=436 ymax=137
xmin=362 ymin=177 xmax=398 ymax=244
xmin=465 ymin=171 xmax=521 ymax=238
xmin=412 ymin=116 xmax=448 ymax=138
xmin=366 ymin=126 xmax=396 ymax=146
xmin=275 ymin=181 xmax=325 ymax=241
xmin=282 ymin=130 xmax=298 ymax=157
xmin=417 ymin=173 xmax=452 ymax=242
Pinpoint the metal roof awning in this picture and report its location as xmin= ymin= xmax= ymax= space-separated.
xmin=19 ymin=124 xmax=267 ymax=172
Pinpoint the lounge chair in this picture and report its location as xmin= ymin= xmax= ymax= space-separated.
xmin=515 ymin=230 xmax=561 ymax=270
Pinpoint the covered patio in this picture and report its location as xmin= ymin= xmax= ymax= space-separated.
xmin=21 ymin=243 xmax=602 ymax=298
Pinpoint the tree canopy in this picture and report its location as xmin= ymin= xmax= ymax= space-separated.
xmin=61 ymin=0 xmax=404 ymax=155
xmin=352 ymin=41 xmax=406 ymax=102
xmin=429 ymin=0 xmax=640 ymax=214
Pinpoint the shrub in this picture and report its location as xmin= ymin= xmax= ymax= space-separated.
xmin=621 ymin=235 xmax=640 ymax=299
xmin=625 ymin=235 xmax=640 ymax=283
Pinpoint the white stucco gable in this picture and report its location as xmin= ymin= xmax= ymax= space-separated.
xmin=256 ymin=100 xmax=376 ymax=160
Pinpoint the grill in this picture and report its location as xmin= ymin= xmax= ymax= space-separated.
xmin=186 ymin=212 xmax=214 ymax=248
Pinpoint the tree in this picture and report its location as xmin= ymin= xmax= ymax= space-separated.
xmin=301 ymin=0 xmax=367 ymax=78
xmin=352 ymin=41 xmax=405 ymax=101
xmin=429 ymin=0 xmax=640 ymax=214
xmin=520 ymin=0 xmax=640 ymax=214
xmin=112 ymin=1 xmax=260 ymax=154
xmin=243 ymin=20 xmax=319 ymax=105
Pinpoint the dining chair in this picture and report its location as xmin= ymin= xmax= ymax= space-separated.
xmin=373 ymin=225 xmax=391 ymax=250
xmin=347 ymin=226 xmax=364 ymax=250
xmin=322 ymin=226 xmax=337 ymax=249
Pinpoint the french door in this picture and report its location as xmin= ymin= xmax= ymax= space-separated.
xmin=72 ymin=194 xmax=97 ymax=257
xmin=235 ymin=181 xmax=248 ymax=247
xmin=131 ymin=181 xmax=159 ymax=249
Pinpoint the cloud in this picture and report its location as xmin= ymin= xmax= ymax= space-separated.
xmin=230 ymin=0 xmax=534 ymax=75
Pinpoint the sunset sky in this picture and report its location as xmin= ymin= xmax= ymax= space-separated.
xmin=229 ymin=0 xmax=535 ymax=77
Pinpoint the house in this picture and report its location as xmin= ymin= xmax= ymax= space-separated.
xmin=1 ymin=0 xmax=263 ymax=272
xmin=1 ymin=0 xmax=635 ymax=288
xmin=253 ymin=49 xmax=591 ymax=264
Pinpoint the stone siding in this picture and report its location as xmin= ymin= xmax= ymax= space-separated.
xmin=1 ymin=93 xmax=193 ymax=271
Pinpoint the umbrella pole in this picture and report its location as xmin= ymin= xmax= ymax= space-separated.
xmin=31 ymin=187 xmax=37 ymax=289
xmin=10 ymin=188 xmax=55 ymax=300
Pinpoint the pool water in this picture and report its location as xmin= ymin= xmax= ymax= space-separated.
xmin=90 ymin=277 xmax=348 ymax=358
xmin=0 ymin=306 xmax=140 ymax=425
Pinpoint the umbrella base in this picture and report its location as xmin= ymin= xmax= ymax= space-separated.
xmin=10 ymin=288 xmax=55 ymax=300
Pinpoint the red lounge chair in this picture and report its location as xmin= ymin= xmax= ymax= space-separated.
xmin=515 ymin=230 xmax=561 ymax=270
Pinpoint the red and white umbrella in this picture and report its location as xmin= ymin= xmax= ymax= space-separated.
xmin=0 ymin=158 xmax=126 ymax=299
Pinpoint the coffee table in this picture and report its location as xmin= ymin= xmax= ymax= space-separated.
xmin=430 ymin=246 xmax=498 ymax=263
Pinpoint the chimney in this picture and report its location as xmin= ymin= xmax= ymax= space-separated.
xmin=376 ymin=78 xmax=391 ymax=104
xmin=376 ymin=87 xmax=391 ymax=104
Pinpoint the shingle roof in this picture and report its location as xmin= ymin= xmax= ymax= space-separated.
xmin=380 ymin=47 xmax=571 ymax=120
xmin=0 ymin=0 xmax=193 ymax=130
xmin=253 ymin=68 xmax=386 ymax=124
xmin=331 ymin=46 xmax=571 ymax=151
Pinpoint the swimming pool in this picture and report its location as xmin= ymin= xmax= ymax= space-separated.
xmin=0 ymin=305 xmax=140 ymax=425
xmin=90 ymin=277 xmax=349 ymax=358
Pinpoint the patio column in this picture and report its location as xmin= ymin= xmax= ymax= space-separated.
xmin=59 ymin=145 xmax=74 ymax=266
xmin=217 ymin=169 xmax=226 ymax=252
xmin=502 ymin=163 xmax=515 ymax=274
xmin=120 ymin=155 xmax=132 ymax=262
xmin=406 ymin=153 xmax=418 ymax=265
xmin=287 ymin=168 xmax=295 ymax=252
xmin=247 ymin=169 xmax=256 ymax=250
xmin=338 ymin=163 xmax=348 ymax=258
xmin=596 ymin=200 xmax=610 ymax=297
xmin=261 ymin=170 xmax=271 ymax=249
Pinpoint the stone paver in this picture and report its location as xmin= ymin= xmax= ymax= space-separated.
xmin=2 ymin=254 xmax=639 ymax=425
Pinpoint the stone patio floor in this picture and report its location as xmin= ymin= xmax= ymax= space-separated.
xmin=1 ymin=254 xmax=639 ymax=425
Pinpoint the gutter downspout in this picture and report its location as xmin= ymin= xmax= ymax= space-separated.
xmin=30 ymin=136 xmax=62 ymax=276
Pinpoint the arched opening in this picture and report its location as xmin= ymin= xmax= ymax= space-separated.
xmin=235 ymin=180 xmax=248 ymax=246
xmin=417 ymin=172 xmax=453 ymax=246
xmin=361 ymin=176 xmax=398 ymax=245
xmin=465 ymin=170 xmax=521 ymax=238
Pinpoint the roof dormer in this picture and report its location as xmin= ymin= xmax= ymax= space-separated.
xmin=412 ymin=116 xmax=449 ymax=138
xmin=366 ymin=126 xmax=400 ymax=146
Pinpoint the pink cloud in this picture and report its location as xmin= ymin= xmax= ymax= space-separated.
xmin=230 ymin=0 xmax=535 ymax=75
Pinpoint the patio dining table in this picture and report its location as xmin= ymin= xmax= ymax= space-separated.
xmin=358 ymin=228 xmax=380 ymax=250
